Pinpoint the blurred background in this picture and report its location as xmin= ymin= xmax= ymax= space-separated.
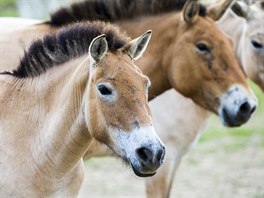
xmin=0 ymin=0 xmax=80 ymax=19
xmin=0 ymin=0 xmax=263 ymax=197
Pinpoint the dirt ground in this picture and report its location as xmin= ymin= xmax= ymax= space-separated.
xmin=78 ymin=133 xmax=263 ymax=198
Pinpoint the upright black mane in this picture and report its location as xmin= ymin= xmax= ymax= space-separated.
xmin=13 ymin=21 xmax=129 ymax=78
xmin=50 ymin=0 xmax=207 ymax=27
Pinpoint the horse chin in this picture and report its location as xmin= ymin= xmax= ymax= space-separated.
xmin=130 ymin=162 xmax=157 ymax=177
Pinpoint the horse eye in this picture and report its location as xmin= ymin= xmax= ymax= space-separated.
xmin=251 ymin=40 xmax=263 ymax=49
xmin=196 ymin=43 xmax=210 ymax=52
xmin=97 ymin=84 xmax=112 ymax=95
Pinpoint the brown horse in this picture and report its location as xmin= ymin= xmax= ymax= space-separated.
xmin=48 ymin=0 xmax=258 ymax=125
xmin=0 ymin=21 xmax=165 ymax=197
xmin=0 ymin=0 xmax=258 ymax=197
xmin=141 ymin=1 xmax=264 ymax=196
xmin=217 ymin=0 xmax=264 ymax=91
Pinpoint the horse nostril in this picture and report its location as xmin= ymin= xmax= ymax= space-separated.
xmin=136 ymin=147 xmax=153 ymax=163
xmin=239 ymin=101 xmax=251 ymax=114
xmin=250 ymin=105 xmax=256 ymax=114
xmin=136 ymin=146 xmax=165 ymax=166
xmin=156 ymin=147 xmax=165 ymax=163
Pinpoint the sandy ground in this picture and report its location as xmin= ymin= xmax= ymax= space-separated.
xmin=78 ymin=134 xmax=264 ymax=198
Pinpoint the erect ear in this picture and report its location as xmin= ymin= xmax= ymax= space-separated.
xmin=230 ymin=1 xmax=250 ymax=19
xmin=89 ymin=34 xmax=108 ymax=64
xmin=182 ymin=0 xmax=200 ymax=24
xmin=122 ymin=30 xmax=152 ymax=60
xmin=207 ymin=0 xmax=235 ymax=21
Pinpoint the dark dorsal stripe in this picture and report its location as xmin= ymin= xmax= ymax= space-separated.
xmin=50 ymin=0 xmax=207 ymax=27
xmin=12 ymin=22 xmax=129 ymax=78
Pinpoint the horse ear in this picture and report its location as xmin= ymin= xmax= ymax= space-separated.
xmin=123 ymin=30 xmax=152 ymax=60
xmin=230 ymin=1 xmax=249 ymax=19
xmin=182 ymin=0 xmax=200 ymax=24
xmin=89 ymin=34 xmax=108 ymax=64
xmin=207 ymin=0 xmax=235 ymax=21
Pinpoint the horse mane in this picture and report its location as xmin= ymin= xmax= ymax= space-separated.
xmin=12 ymin=21 xmax=129 ymax=78
xmin=49 ymin=0 xmax=207 ymax=27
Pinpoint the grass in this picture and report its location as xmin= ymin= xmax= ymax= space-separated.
xmin=0 ymin=0 xmax=18 ymax=17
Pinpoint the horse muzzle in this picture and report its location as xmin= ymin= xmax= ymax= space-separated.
xmin=219 ymin=85 xmax=258 ymax=127
xmin=129 ymin=144 xmax=165 ymax=177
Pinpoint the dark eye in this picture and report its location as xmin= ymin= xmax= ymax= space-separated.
xmin=97 ymin=84 xmax=112 ymax=95
xmin=251 ymin=40 xmax=263 ymax=49
xmin=196 ymin=43 xmax=210 ymax=52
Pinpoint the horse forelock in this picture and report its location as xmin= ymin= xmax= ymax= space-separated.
xmin=12 ymin=22 xmax=129 ymax=78
xmin=50 ymin=0 xmax=207 ymax=27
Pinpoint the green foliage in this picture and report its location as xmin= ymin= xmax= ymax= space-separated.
xmin=0 ymin=0 xmax=16 ymax=3
xmin=0 ymin=0 xmax=18 ymax=17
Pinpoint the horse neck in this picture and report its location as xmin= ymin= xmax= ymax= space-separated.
xmin=118 ymin=13 xmax=178 ymax=99
xmin=4 ymin=56 xmax=92 ymax=178
xmin=36 ymin=57 xmax=93 ymax=177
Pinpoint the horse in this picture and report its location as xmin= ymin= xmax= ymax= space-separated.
xmin=142 ymin=1 xmax=264 ymax=196
xmin=144 ymin=2 xmax=264 ymax=195
xmin=49 ymin=0 xmax=259 ymax=197
xmin=0 ymin=0 xmax=258 ymax=197
xmin=0 ymin=21 xmax=166 ymax=197
xmin=1 ymin=0 xmax=258 ymax=126
xmin=217 ymin=0 xmax=264 ymax=91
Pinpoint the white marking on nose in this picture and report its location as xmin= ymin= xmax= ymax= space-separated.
xmin=109 ymin=125 xmax=164 ymax=161
xmin=219 ymin=84 xmax=258 ymax=126
xmin=221 ymin=84 xmax=256 ymax=109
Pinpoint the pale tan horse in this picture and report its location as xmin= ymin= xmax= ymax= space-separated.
xmin=0 ymin=0 xmax=258 ymax=197
xmin=217 ymin=0 xmax=264 ymax=91
xmin=0 ymin=21 xmax=166 ymax=197
xmin=51 ymin=0 xmax=258 ymax=197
